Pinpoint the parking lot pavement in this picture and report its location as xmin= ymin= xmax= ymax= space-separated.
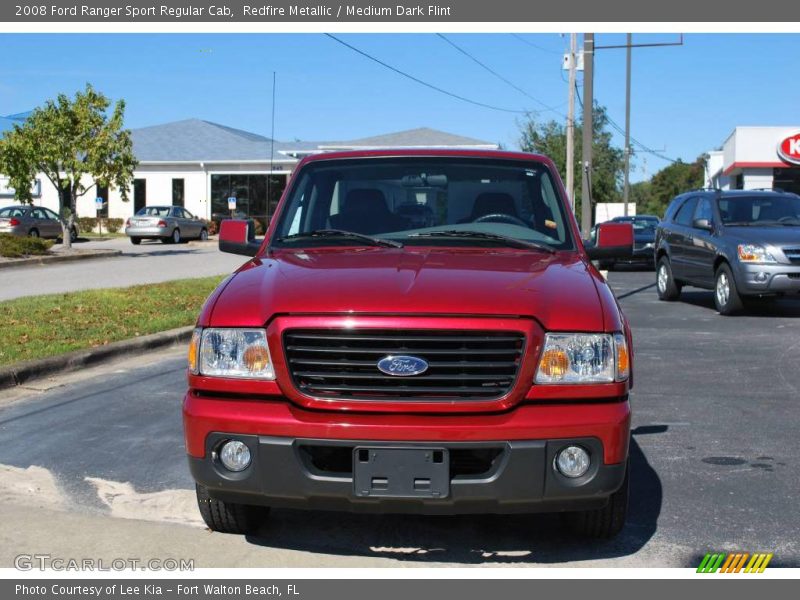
xmin=0 ymin=237 xmax=245 ymax=302
xmin=0 ymin=269 xmax=798 ymax=567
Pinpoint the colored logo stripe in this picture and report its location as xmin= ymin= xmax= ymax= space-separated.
xmin=697 ymin=552 xmax=772 ymax=573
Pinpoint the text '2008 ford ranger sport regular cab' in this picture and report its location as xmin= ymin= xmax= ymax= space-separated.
xmin=184 ymin=149 xmax=636 ymax=538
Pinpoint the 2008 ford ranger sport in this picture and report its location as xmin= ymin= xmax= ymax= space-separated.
xmin=184 ymin=149 xmax=635 ymax=538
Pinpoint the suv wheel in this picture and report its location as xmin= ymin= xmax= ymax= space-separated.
xmin=656 ymin=256 xmax=681 ymax=301
xmin=563 ymin=461 xmax=629 ymax=538
xmin=70 ymin=227 xmax=78 ymax=243
xmin=195 ymin=484 xmax=268 ymax=535
xmin=714 ymin=263 xmax=745 ymax=315
xmin=597 ymin=260 xmax=615 ymax=271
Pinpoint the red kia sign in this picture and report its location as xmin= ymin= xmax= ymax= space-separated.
xmin=778 ymin=132 xmax=800 ymax=165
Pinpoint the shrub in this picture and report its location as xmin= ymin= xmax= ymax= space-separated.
xmin=77 ymin=217 xmax=98 ymax=233
xmin=104 ymin=218 xmax=124 ymax=234
xmin=202 ymin=219 xmax=218 ymax=236
xmin=0 ymin=234 xmax=53 ymax=258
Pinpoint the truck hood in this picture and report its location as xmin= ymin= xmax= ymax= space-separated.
xmin=207 ymin=247 xmax=605 ymax=331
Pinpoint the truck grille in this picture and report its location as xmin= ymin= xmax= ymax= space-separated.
xmin=283 ymin=329 xmax=525 ymax=401
xmin=783 ymin=247 xmax=800 ymax=264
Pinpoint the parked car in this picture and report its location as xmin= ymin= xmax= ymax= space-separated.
xmin=589 ymin=215 xmax=659 ymax=270
xmin=655 ymin=189 xmax=800 ymax=315
xmin=0 ymin=205 xmax=77 ymax=242
xmin=125 ymin=205 xmax=208 ymax=245
xmin=184 ymin=149 xmax=635 ymax=539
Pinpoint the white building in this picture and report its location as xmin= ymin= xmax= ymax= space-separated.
xmin=705 ymin=126 xmax=800 ymax=194
xmin=0 ymin=116 xmax=497 ymax=226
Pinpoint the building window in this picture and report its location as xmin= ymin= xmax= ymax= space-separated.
xmin=133 ymin=179 xmax=146 ymax=214
xmin=172 ymin=178 xmax=185 ymax=207
xmin=774 ymin=168 xmax=800 ymax=195
xmin=210 ymin=174 xmax=287 ymax=227
xmin=734 ymin=174 xmax=744 ymax=190
xmin=95 ymin=184 xmax=109 ymax=218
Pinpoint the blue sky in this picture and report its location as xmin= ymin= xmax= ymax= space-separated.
xmin=0 ymin=33 xmax=798 ymax=181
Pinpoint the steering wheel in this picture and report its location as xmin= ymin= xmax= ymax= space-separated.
xmin=472 ymin=213 xmax=529 ymax=227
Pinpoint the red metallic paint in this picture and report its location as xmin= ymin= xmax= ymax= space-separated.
xmin=183 ymin=392 xmax=631 ymax=465
xmin=187 ymin=149 xmax=633 ymax=475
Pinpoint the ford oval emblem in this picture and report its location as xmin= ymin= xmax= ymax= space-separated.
xmin=377 ymin=355 xmax=429 ymax=377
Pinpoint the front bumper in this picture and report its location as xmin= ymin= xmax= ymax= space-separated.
xmin=184 ymin=393 xmax=630 ymax=514
xmin=735 ymin=262 xmax=800 ymax=295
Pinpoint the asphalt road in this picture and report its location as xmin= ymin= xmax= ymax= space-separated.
xmin=0 ymin=237 xmax=245 ymax=302
xmin=1 ymin=269 xmax=798 ymax=567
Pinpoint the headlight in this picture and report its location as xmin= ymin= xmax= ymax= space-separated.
xmin=738 ymin=244 xmax=776 ymax=264
xmin=535 ymin=332 xmax=629 ymax=384
xmin=190 ymin=327 xmax=275 ymax=379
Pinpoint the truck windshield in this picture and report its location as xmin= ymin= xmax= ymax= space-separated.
xmin=271 ymin=157 xmax=575 ymax=250
xmin=719 ymin=195 xmax=800 ymax=226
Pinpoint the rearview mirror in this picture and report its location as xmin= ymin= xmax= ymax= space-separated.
xmin=219 ymin=219 xmax=262 ymax=256
xmin=585 ymin=222 xmax=634 ymax=261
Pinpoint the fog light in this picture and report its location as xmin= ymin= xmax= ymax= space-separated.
xmin=555 ymin=445 xmax=590 ymax=478
xmin=219 ymin=440 xmax=251 ymax=472
xmin=755 ymin=272 xmax=768 ymax=283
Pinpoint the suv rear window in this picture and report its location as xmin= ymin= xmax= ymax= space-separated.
xmin=272 ymin=157 xmax=575 ymax=250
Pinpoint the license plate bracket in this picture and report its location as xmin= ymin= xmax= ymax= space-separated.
xmin=353 ymin=446 xmax=450 ymax=499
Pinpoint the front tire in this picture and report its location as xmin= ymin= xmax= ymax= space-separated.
xmin=563 ymin=462 xmax=629 ymax=538
xmin=195 ymin=484 xmax=268 ymax=535
xmin=714 ymin=263 xmax=745 ymax=315
xmin=656 ymin=256 xmax=681 ymax=301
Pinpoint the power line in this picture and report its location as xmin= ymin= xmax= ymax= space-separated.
xmin=324 ymin=33 xmax=529 ymax=115
xmin=436 ymin=33 xmax=566 ymax=116
xmin=575 ymin=84 xmax=679 ymax=164
xmin=510 ymin=33 xmax=563 ymax=55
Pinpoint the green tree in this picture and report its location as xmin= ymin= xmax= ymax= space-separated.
xmin=0 ymin=84 xmax=137 ymax=248
xmin=518 ymin=104 xmax=624 ymax=225
xmin=633 ymin=155 xmax=708 ymax=218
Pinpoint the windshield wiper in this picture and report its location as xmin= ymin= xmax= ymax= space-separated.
xmin=275 ymin=229 xmax=403 ymax=248
xmin=407 ymin=230 xmax=555 ymax=253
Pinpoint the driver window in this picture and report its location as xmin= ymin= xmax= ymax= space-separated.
xmin=694 ymin=199 xmax=713 ymax=225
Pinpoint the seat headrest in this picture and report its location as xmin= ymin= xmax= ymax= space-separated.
xmin=471 ymin=192 xmax=518 ymax=218
xmin=344 ymin=189 xmax=388 ymax=212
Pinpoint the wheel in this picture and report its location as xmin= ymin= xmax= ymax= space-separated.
xmin=563 ymin=461 xmax=629 ymax=538
xmin=70 ymin=227 xmax=78 ymax=243
xmin=130 ymin=237 xmax=141 ymax=245
xmin=195 ymin=484 xmax=268 ymax=535
xmin=171 ymin=228 xmax=181 ymax=244
xmin=199 ymin=228 xmax=209 ymax=242
xmin=28 ymin=228 xmax=39 ymax=238
xmin=714 ymin=263 xmax=745 ymax=316
xmin=656 ymin=256 xmax=681 ymax=301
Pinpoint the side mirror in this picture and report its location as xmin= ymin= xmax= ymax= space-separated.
xmin=693 ymin=218 xmax=713 ymax=231
xmin=219 ymin=219 xmax=262 ymax=256
xmin=585 ymin=222 xmax=634 ymax=261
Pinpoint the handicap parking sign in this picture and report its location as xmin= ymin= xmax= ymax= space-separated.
xmin=227 ymin=197 xmax=237 ymax=210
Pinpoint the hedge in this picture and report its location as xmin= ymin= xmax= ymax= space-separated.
xmin=0 ymin=234 xmax=53 ymax=258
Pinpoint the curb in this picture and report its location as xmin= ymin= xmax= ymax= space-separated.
xmin=0 ymin=249 xmax=123 ymax=270
xmin=0 ymin=326 xmax=193 ymax=390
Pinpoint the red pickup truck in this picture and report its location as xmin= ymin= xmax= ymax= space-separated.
xmin=184 ymin=149 xmax=635 ymax=538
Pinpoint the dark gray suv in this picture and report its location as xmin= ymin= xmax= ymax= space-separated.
xmin=655 ymin=189 xmax=800 ymax=315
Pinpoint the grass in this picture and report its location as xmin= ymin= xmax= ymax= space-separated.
xmin=0 ymin=276 xmax=225 ymax=366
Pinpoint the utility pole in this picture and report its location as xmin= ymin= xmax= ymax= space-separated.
xmin=622 ymin=33 xmax=632 ymax=216
xmin=580 ymin=33 xmax=594 ymax=236
xmin=565 ymin=33 xmax=577 ymax=209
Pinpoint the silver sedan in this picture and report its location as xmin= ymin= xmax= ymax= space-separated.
xmin=125 ymin=205 xmax=208 ymax=245
xmin=0 ymin=205 xmax=77 ymax=242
